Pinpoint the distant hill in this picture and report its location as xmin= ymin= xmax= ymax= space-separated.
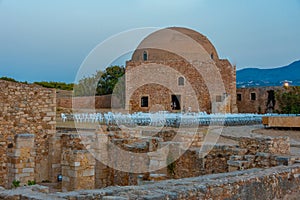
xmin=237 ymin=60 xmax=300 ymax=88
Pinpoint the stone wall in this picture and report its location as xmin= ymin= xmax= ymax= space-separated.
xmin=163 ymin=135 xmax=292 ymax=179
xmin=59 ymin=131 xmax=157 ymax=191
xmin=57 ymin=95 xmax=113 ymax=109
xmin=56 ymin=128 xmax=294 ymax=192
xmin=61 ymin=149 xmax=95 ymax=191
xmin=0 ymin=80 xmax=56 ymax=188
xmin=126 ymin=27 xmax=237 ymax=114
xmin=7 ymin=134 xmax=35 ymax=188
xmin=126 ymin=60 xmax=236 ymax=114
xmin=0 ymin=108 xmax=297 ymax=194
xmin=237 ymin=86 xmax=282 ymax=113
xmin=1 ymin=164 xmax=300 ymax=199
xmin=263 ymin=116 xmax=300 ymax=128
xmin=61 ymin=134 xmax=96 ymax=191
xmin=238 ymin=136 xmax=290 ymax=155
xmin=227 ymin=136 xmax=292 ymax=171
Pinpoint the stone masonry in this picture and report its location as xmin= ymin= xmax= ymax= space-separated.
xmin=0 ymin=79 xmax=298 ymax=196
xmin=7 ymin=134 xmax=35 ymax=188
xmin=52 ymin=126 xmax=295 ymax=192
xmin=236 ymin=86 xmax=282 ymax=113
xmin=61 ymin=134 xmax=96 ymax=191
xmin=0 ymin=80 xmax=56 ymax=187
xmin=1 ymin=164 xmax=300 ymax=199
xmin=126 ymin=27 xmax=237 ymax=113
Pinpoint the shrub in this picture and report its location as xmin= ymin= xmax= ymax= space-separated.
xmin=12 ymin=180 xmax=20 ymax=188
xmin=276 ymin=86 xmax=300 ymax=114
xmin=27 ymin=180 xmax=36 ymax=186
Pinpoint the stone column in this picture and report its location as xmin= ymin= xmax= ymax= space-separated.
xmin=148 ymin=143 xmax=169 ymax=174
xmin=48 ymin=133 xmax=62 ymax=183
xmin=7 ymin=134 xmax=35 ymax=188
xmin=61 ymin=149 xmax=96 ymax=191
xmin=94 ymin=133 xmax=110 ymax=188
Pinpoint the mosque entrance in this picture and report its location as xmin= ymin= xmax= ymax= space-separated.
xmin=171 ymin=95 xmax=181 ymax=110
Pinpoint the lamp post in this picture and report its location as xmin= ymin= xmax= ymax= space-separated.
xmin=57 ymin=174 xmax=62 ymax=182
xmin=283 ymin=81 xmax=289 ymax=88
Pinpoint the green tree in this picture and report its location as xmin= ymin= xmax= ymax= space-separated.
xmin=96 ymin=66 xmax=125 ymax=95
xmin=73 ymin=65 xmax=125 ymax=104
xmin=73 ymin=71 xmax=104 ymax=96
xmin=276 ymin=86 xmax=300 ymax=114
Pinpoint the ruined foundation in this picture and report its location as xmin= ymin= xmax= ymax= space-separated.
xmin=1 ymin=80 xmax=300 ymax=199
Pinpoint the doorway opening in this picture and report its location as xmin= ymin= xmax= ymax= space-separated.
xmin=171 ymin=95 xmax=181 ymax=110
xmin=266 ymin=90 xmax=275 ymax=113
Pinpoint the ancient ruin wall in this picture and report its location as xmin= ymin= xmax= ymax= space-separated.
xmin=1 ymin=164 xmax=300 ymax=199
xmin=236 ymin=86 xmax=282 ymax=113
xmin=0 ymin=80 xmax=56 ymax=187
xmin=57 ymin=95 xmax=113 ymax=109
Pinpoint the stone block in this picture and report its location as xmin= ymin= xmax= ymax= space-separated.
xmin=22 ymin=168 xmax=34 ymax=173
xmin=70 ymin=162 xmax=81 ymax=167
xmin=83 ymin=169 xmax=95 ymax=177
xmin=62 ymin=176 xmax=70 ymax=182
xmin=10 ymin=169 xmax=19 ymax=173
xmin=256 ymin=152 xmax=271 ymax=159
xmin=43 ymin=117 xmax=52 ymax=121
xmin=31 ymin=185 xmax=50 ymax=193
xmin=52 ymin=163 xmax=61 ymax=168
xmin=46 ymin=112 xmax=56 ymax=116
xmin=103 ymin=196 xmax=128 ymax=200
xmin=230 ymin=155 xmax=243 ymax=161
xmin=275 ymin=156 xmax=293 ymax=166
xmin=67 ymin=170 xmax=77 ymax=178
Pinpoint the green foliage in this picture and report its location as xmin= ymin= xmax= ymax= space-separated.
xmin=34 ymin=81 xmax=74 ymax=91
xmin=276 ymin=86 xmax=300 ymax=114
xmin=12 ymin=180 xmax=20 ymax=188
xmin=73 ymin=70 xmax=104 ymax=96
xmin=0 ymin=76 xmax=73 ymax=90
xmin=0 ymin=76 xmax=18 ymax=82
xmin=74 ymin=66 xmax=125 ymax=100
xmin=96 ymin=65 xmax=125 ymax=95
xmin=112 ymin=75 xmax=126 ymax=108
xmin=27 ymin=180 xmax=36 ymax=186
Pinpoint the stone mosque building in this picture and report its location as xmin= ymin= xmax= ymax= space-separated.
xmin=125 ymin=27 xmax=238 ymax=113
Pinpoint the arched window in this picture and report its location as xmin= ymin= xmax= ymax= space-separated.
xmin=211 ymin=53 xmax=214 ymax=60
xmin=143 ymin=51 xmax=148 ymax=61
xmin=178 ymin=77 xmax=184 ymax=86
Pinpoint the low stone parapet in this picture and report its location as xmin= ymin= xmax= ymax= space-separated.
xmin=1 ymin=164 xmax=300 ymax=199
xmin=262 ymin=116 xmax=300 ymax=128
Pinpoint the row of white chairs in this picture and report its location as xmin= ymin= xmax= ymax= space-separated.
xmin=61 ymin=112 xmax=294 ymax=126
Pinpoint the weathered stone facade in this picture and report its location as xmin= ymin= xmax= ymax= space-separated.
xmin=126 ymin=27 xmax=237 ymax=113
xmin=236 ymin=86 xmax=282 ymax=113
xmin=0 ymin=80 xmax=56 ymax=188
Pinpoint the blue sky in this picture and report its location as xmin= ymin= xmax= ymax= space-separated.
xmin=0 ymin=0 xmax=300 ymax=83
